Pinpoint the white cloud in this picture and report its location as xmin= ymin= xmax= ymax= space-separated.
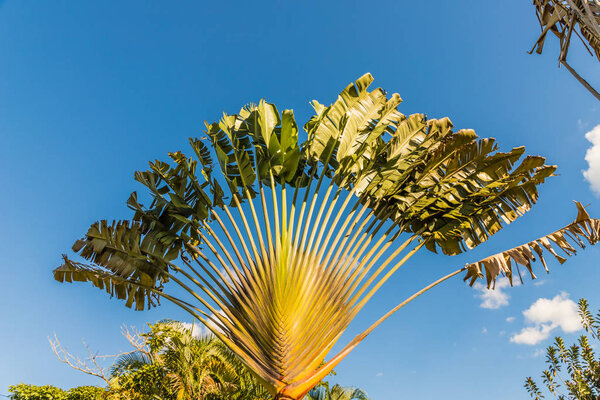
xmin=511 ymin=324 xmax=554 ymax=345
xmin=481 ymin=327 xmax=488 ymax=334
xmin=582 ymin=124 xmax=600 ymax=195
xmin=523 ymin=293 xmax=581 ymax=332
xmin=180 ymin=322 xmax=211 ymax=337
xmin=474 ymin=278 xmax=514 ymax=309
xmin=376 ymin=372 xmax=384 ymax=377
xmin=506 ymin=316 xmax=515 ymax=323
xmin=219 ymin=268 xmax=240 ymax=287
xmin=510 ymin=292 xmax=582 ymax=345
xmin=179 ymin=310 xmax=228 ymax=337
xmin=206 ymin=310 xmax=228 ymax=334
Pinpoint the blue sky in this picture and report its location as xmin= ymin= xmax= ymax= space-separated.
xmin=1 ymin=1 xmax=600 ymax=399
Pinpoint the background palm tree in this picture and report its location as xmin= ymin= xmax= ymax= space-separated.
xmin=305 ymin=383 xmax=369 ymax=400
xmin=109 ymin=321 xmax=271 ymax=400
xmin=54 ymin=74 xmax=600 ymax=399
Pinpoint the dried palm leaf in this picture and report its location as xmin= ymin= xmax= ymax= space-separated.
xmin=464 ymin=201 xmax=600 ymax=288
xmin=531 ymin=0 xmax=600 ymax=100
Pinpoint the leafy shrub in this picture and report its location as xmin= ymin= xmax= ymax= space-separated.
xmin=8 ymin=384 xmax=65 ymax=400
xmin=65 ymin=386 xmax=105 ymax=400
xmin=8 ymin=384 xmax=105 ymax=400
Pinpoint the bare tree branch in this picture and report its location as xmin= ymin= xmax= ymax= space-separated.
xmin=121 ymin=325 xmax=150 ymax=357
xmin=49 ymin=333 xmax=136 ymax=385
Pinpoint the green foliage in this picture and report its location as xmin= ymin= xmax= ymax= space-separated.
xmin=8 ymin=385 xmax=66 ymax=400
xmin=108 ymin=321 xmax=272 ymax=400
xmin=64 ymin=386 xmax=105 ymax=400
xmin=525 ymin=299 xmax=600 ymax=400
xmin=110 ymin=363 xmax=171 ymax=400
xmin=107 ymin=321 xmax=355 ymax=400
xmin=10 ymin=323 xmax=367 ymax=400
xmin=305 ymin=382 xmax=369 ymax=400
xmin=8 ymin=384 xmax=105 ymax=400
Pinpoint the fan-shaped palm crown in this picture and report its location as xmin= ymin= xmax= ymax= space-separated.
xmin=55 ymin=74 xmax=600 ymax=399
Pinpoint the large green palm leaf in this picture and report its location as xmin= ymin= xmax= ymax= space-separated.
xmin=54 ymin=74 xmax=600 ymax=399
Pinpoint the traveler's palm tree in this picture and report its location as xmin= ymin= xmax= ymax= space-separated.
xmin=55 ymin=74 xmax=600 ymax=399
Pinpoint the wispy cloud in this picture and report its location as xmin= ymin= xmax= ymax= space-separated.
xmin=583 ymin=124 xmax=600 ymax=195
xmin=510 ymin=292 xmax=582 ymax=345
xmin=481 ymin=327 xmax=488 ymax=334
xmin=506 ymin=316 xmax=515 ymax=323
xmin=532 ymin=349 xmax=545 ymax=358
xmin=516 ymin=348 xmax=548 ymax=360
xmin=474 ymin=278 xmax=515 ymax=309
xmin=578 ymin=119 xmax=590 ymax=131
xmin=180 ymin=310 xmax=228 ymax=337
xmin=180 ymin=322 xmax=211 ymax=337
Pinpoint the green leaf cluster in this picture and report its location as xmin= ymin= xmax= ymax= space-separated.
xmin=305 ymin=382 xmax=369 ymax=400
xmin=8 ymin=384 xmax=105 ymax=400
xmin=108 ymin=321 xmax=272 ymax=400
xmin=525 ymin=299 xmax=600 ymax=399
xmin=55 ymin=73 xmax=557 ymax=313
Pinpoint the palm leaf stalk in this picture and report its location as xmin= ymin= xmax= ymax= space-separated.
xmin=530 ymin=0 xmax=600 ymax=100
xmin=54 ymin=74 xmax=600 ymax=400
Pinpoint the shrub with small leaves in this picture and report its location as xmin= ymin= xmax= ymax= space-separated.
xmin=8 ymin=384 xmax=106 ymax=400
xmin=525 ymin=299 xmax=600 ymax=400
xmin=65 ymin=386 xmax=105 ymax=400
xmin=8 ymin=384 xmax=66 ymax=400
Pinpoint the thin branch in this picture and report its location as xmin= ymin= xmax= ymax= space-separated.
xmin=121 ymin=325 xmax=150 ymax=356
xmin=49 ymin=334 xmax=133 ymax=385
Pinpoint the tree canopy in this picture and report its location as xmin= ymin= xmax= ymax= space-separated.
xmin=8 ymin=384 xmax=105 ymax=400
